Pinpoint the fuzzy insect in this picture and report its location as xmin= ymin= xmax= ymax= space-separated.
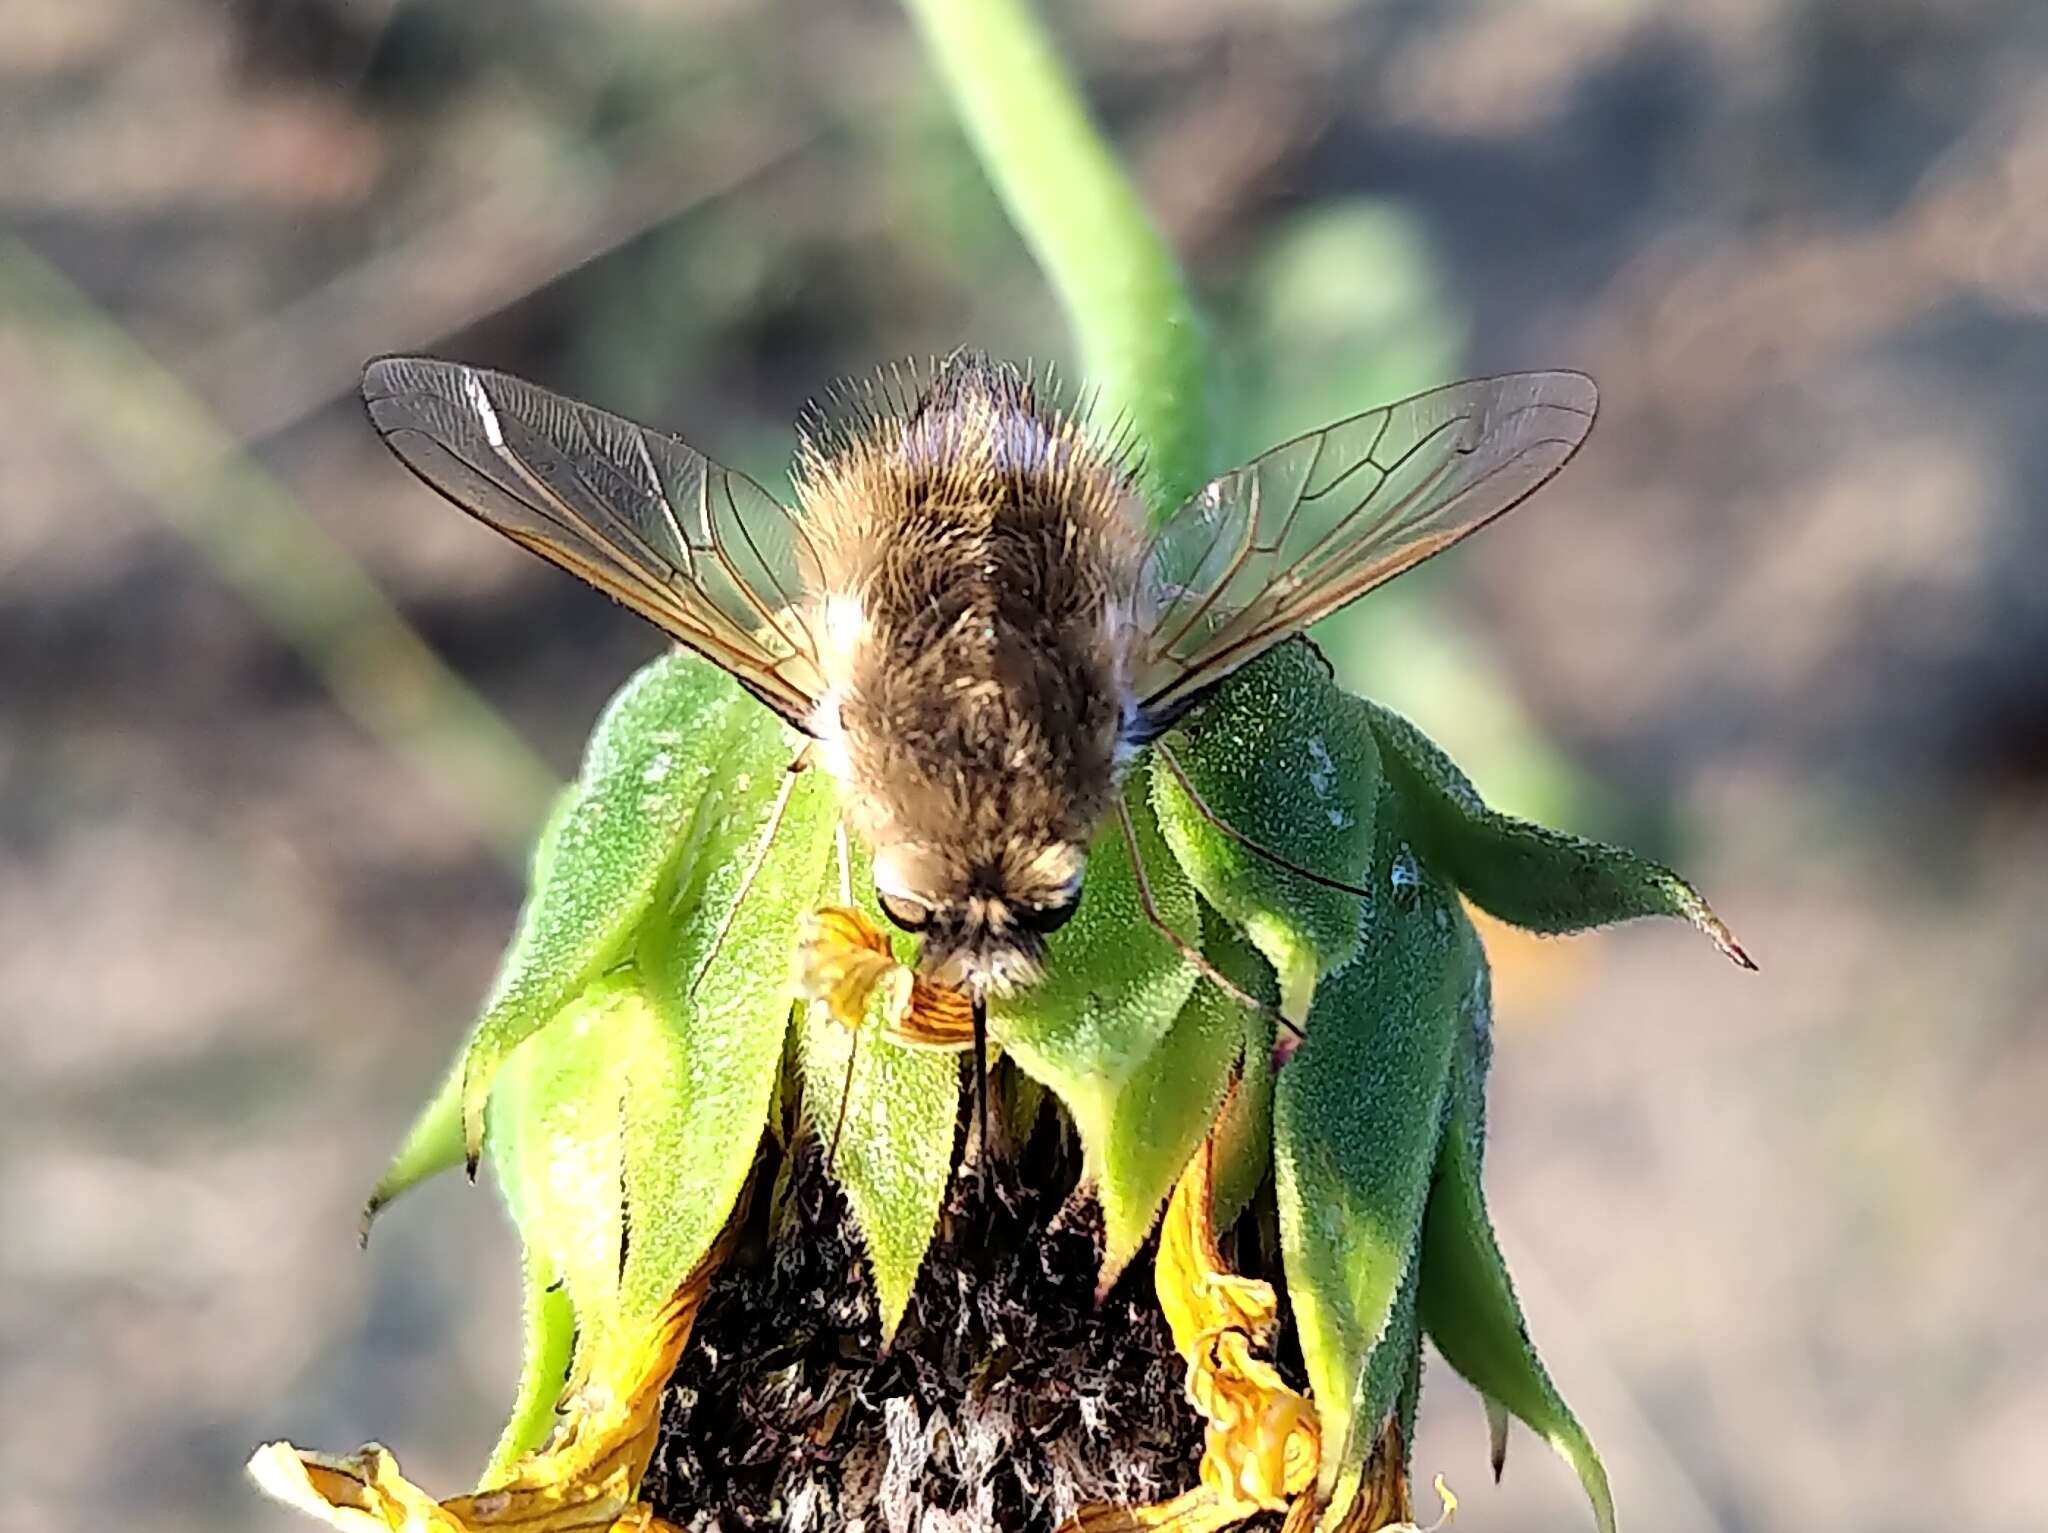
xmin=360 ymin=350 xmax=1595 ymax=1041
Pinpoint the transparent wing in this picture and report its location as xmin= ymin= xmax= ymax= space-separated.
xmin=361 ymin=357 xmax=826 ymax=730
xmin=1134 ymin=371 xmax=1597 ymax=726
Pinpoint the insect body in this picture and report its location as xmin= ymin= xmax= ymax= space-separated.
xmin=361 ymin=351 xmax=1596 ymax=1006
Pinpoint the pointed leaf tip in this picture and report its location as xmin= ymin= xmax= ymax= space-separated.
xmin=1420 ymin=980 xmax=1616 ymax=1533
xmin=1486 ymin=1396 xmax=1510 ymax=1482
xmin=1365 ymin=697 xmax=1745 ymax=972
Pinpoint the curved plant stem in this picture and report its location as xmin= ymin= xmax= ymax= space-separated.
xmin=899 ymin=0 xmax=1214 ymax=513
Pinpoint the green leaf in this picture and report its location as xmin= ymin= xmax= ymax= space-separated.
xmin=1305 ymin=1269 xmax=1421 ymax=1533
xmin=1419 ymin=942 xmax=1616 ymax=1533
xmin=619 ymin=718 xmax=840 ymax=1319
xmin=995 ymin=765 xmax=1198 ymax=1107
xmin=459 ymin=653 xmax=772 ymax=1166
xmin=485 ymin=977 xmax=666 ymax=1360
xmin=360 ymin=1048 xmax=467 ymax=1237
xmin=1092 ymin=906 xmax=1254 ymax=1291
xmin=1274 ymin=781 xmax=1466 ymax=1498
xmin=1206 ymin=927 xmax=1277 ymax=1238
xmin=479 ymin=692 xmax=836 ymax=1413
xmin=799 ymin=1008 xmax=960 ymax=1341
xmin=797 ymin=838 xmax=962 ymax=1341
xmin=1366 ymin=699 xmax=1752 ymax=967
xmin=481 ymin=1243 xmax=575 ymax=1484
xmin=1153 ymin=640 xmax=1378 ymax=1023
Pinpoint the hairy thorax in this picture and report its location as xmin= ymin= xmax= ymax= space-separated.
xmin=793 ymin=357 xmax=1146 ymax=979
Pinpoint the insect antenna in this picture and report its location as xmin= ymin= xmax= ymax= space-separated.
xmin=1152 ymin=741 xmax=1378 ymax=900
xmin=1113 ymin=797 xmax=1305 ymax=1041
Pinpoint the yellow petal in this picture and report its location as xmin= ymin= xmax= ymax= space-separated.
xmin=248 ymin=1442 xmax=465 ymax=1533
xmin=1061 ymin=1484 xmax=1242 ymax=1533
xmin=796 ymin=905 xmax=912 ymax=1029
xmin=1153 ymin=1137 xmax=1281 ymax=1356
xmin=1064 ymin=1138 xmax=1320 ymax=1533
xmin=893 ymin=971 xmax=976 ymax=1049
xmin=252 ymin=1225 xmax=732 ymax=1533
xmin=795 ymin=904 xmax=976 ymax=1050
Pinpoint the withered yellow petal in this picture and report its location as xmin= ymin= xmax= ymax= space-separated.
xmin=252 ymin=1239 xmax=725 ymax=1533
xmin=796 ymin=905 xmax=912 ymax=1029
xmin=795 ymin=904 xmax=976 ymax=1049
xmin=1064 ymin=1140 xmax=1321 ymax=1533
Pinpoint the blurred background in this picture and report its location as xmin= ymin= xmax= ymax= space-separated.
xmin=4 ymin=0 xmax=2045 ymax=1529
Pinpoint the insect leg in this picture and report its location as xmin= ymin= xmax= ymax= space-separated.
xmin=1152 ymin=740 xmax=1375 ymax=898
xmin=824 ymin=1018 xmax=863 ymax=1174
xmin=1113 ymin=796 xmax=1304 ymax=1041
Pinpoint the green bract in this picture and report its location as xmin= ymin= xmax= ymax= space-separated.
xmin=1273 ymin=772 xmax=1467 ymax=1499
xmin=798 ymin=836 xmax=959 ymax=1342
xmin=367 ymin=641 xmax=1742 ymax=1531
xmin=1152 ymin=637 xmax=1378 ymax=1023
xmin=1089 ymin=907 xmax=1253 ymax=1290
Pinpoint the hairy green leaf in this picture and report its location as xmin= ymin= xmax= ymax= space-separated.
xmin=996 ymin=766 xmax=1198 ymax=1104
xmin=1092 ymin=907 xmax=1256 ymax=1291
xmin=799 ymin=1013 xmax=959 ymax=1341
xmin=459 ymin=654 xmax=773 ymax=1166
xmin=1367 ymin=699 xmax=1750 ymax=967
xmin=474 ymin=670 xmax=838 ymax=1431
xmin=1205 ymin=925 xmax=1278 ymax=1237
xmin=798 ymin=841 xmax=962 ymax=1341
xmin=620 ymin=714 xmax=839 ymax=1319
xmin=1152 ymin=640 xmax=1378 ymax=1022
xmin=485 ymin=977 xmax=668 ymax=1363
xmin=361 ymin=1048 xmax=467 ymax=1234
xmin=481 ymin=1243 xmax=575 ymax=1483
xmin=363 ymin=786 xmax=583 ymax=1231
xmin=1275 ymin=781 xmax=1466 ymax=1498
xmin=1419 ymin=947 xmax=1616 ymax=1533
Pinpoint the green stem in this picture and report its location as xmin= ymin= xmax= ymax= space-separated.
xmin=900 ymin=0 xmax=1214 ymax=513
xmin=0 ymin=240 xmax=561 ymax=867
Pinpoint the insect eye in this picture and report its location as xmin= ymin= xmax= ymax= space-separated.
xmin=1017 ymin=886 xmax=1083 ymax=935
xmin=877 ymin=890 xmax=933 ymax=934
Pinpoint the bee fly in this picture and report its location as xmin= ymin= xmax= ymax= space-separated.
xmin=360 ymin=351 xmax=1596 ymax=1148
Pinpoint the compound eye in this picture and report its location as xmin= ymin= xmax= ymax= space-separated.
xmin=877 ymin=890 xmax=933 ymax=934
xmin=1016 ymin=885 xmax=1083 ymax=935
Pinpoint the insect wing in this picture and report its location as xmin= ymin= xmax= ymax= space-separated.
xmin=361 ymin=357 xmax=826 ymax=729
xmin=1134 ymin=371 xmax=1597 ymax=726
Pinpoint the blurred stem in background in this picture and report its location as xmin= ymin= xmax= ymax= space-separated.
xmin=902 ymin=0 xmax=1589 ymax=830
xmin=0 ymin=241 xmax=561 ymax=867
xmin=900 ymin=0 xmax=1214 ymax=512
xmin=0 ymin=0 xmax=1595 ymax=876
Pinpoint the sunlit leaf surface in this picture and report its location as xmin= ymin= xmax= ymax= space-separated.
xmin=1274 ymin=780 xmax=1469 ymax=1500
xmin=1153 ymin=639 xmax=1378 ymax=1023
xmin=1366 ymin=698 xmax=1750 ymax=966
xmin=996 ymin=767 xmax=1198 ymax=1113
xmin=458 ymin=654 xmax=788 ymax=1163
